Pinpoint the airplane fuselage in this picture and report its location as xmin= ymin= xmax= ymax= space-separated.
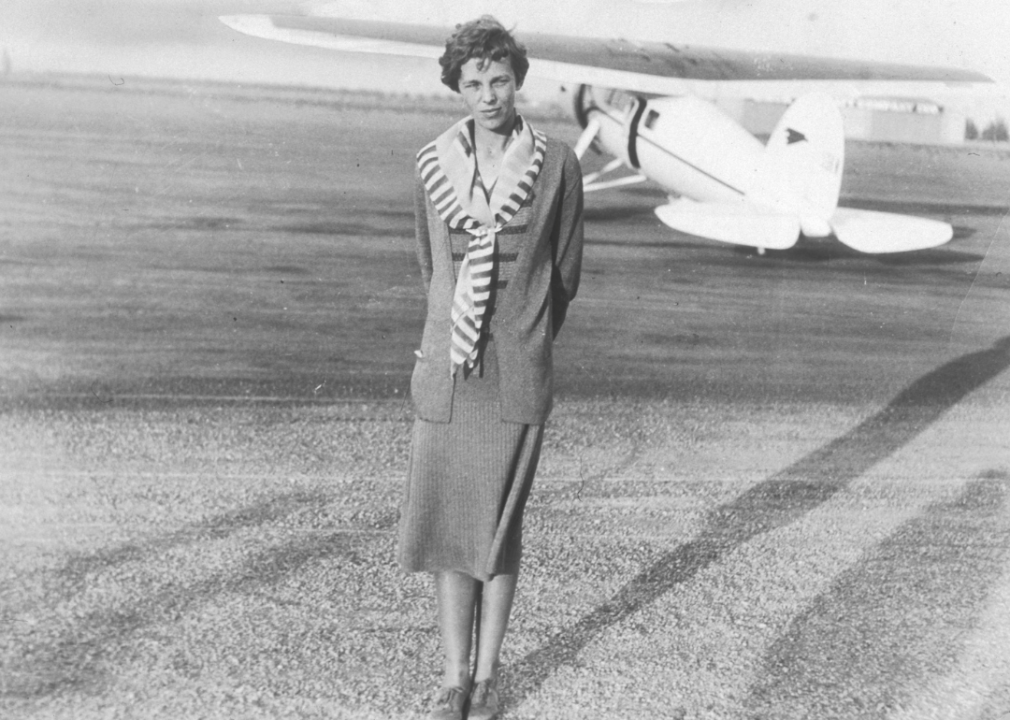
xmin=576 ymin=85 xmax=767 ymax=206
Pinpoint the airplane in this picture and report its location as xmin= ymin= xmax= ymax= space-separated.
xmin=219 ymin=13 xmax=994 ymax=255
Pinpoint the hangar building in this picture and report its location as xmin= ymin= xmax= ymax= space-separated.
xmin=716 ymin=96 xmax=965 ymax=145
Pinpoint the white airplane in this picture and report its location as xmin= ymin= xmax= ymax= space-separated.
xmin=219 ymin=13 xmax=993 ymax=255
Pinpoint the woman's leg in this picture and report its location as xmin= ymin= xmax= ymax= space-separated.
xmin=434 ymin=570 xmax=479 ymax=688
xmin=473 ymin=571 xmax=518 ymax=682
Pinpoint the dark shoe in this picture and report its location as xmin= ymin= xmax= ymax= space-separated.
xmin=430 ymin=685 xmax=468 ymax=720
xmin=468 ymin=677 xmax=500 ymax=720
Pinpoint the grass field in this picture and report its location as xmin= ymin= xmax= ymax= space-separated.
xmin=2 ymin=74 xmax=1010 ymax=719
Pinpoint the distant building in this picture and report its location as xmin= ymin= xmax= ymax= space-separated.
xmin=715 ymin=95 xmax=966 ymax=145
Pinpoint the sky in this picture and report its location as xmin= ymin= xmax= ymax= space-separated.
xmin=2 ymin=0 xmax=1009 ymax=119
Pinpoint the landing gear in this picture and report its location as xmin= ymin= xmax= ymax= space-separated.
xmin=576 ymin=120 xmax=647 ymax=193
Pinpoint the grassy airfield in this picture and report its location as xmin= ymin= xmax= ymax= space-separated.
xmin=2 ymin=74 xmax=1010 ymax=719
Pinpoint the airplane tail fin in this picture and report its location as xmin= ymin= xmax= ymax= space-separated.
xmin=758 ymin=92 xmax=845 ymax=236
xmin=653 ymin=93 xmax=843 ymax=252
xmin=762 ymin=93 xmax=952 ymax=253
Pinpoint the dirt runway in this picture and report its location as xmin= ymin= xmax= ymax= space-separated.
xmin=2 ymin=75 xmax=1010 ymax=719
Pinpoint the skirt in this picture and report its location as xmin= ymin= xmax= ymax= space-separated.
xmin=397 ymin=336 xmax=544 ymax=581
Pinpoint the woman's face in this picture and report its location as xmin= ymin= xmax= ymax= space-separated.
xmin=458 ymin=56 xmax=519 ymax=135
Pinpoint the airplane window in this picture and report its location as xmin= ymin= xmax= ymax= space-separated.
xmin=644 ymin=109 xmax=660 ymax=129
xmin=605 ymin=88 xmax=635 ymax=111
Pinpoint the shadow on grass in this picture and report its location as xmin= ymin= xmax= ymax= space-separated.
xmin=3 ymin=491 xmax=338 ymax=698
xmin=744 ymin=474 xmax=1010 ymax=719
xmin=953 ymin=225 xmax=979 ymax=241
xmin=10 ymin=529 xmax=381 ymax=698
xmin=500 ymin=335 xmax=1010 ymax=711
xmin=52 ymin=492 xmax=326 ymax=598
xmin=9 ymin=340 xmax=1010 ymax=704
xmin=721 ymin=240 xmax=985 ymax=266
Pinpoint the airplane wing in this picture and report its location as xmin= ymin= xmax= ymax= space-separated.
xmin=220 ymin=13 xmax=985 ymax=255
xmin=220 ymin=14 xmax=993 ymax=96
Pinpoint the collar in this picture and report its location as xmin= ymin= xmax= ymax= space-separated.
xmin=417 ymin=115 xmax=545 ymax=232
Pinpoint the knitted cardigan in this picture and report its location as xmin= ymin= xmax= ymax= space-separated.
xmin=410 ymin=136 xmax=584 ymax=425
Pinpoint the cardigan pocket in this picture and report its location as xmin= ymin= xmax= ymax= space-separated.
xmin=409 ymin=338 xmax=454 ymax=423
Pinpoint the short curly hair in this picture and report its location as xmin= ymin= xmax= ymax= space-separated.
xmin=439 ymin=15 xmax=529 ymax=93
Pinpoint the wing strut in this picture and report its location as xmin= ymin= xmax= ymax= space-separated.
xmin=585 ymin=173 xmax=647 ymax=193
xmin=584 ymin=158 xmax=625 ymax=185
xmin=573 ymin=118 xmax=601 ymax=160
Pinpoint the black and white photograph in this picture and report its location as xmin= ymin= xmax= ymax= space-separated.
xmin=2 ymin=1 xmax=1009 ymax=718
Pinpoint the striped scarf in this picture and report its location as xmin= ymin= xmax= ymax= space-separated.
xmin=417 ymin=116 xmax=546 ymax=377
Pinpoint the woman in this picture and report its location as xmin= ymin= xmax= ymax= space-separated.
xmin=397 ymin=15 xmax=584 ymax=720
